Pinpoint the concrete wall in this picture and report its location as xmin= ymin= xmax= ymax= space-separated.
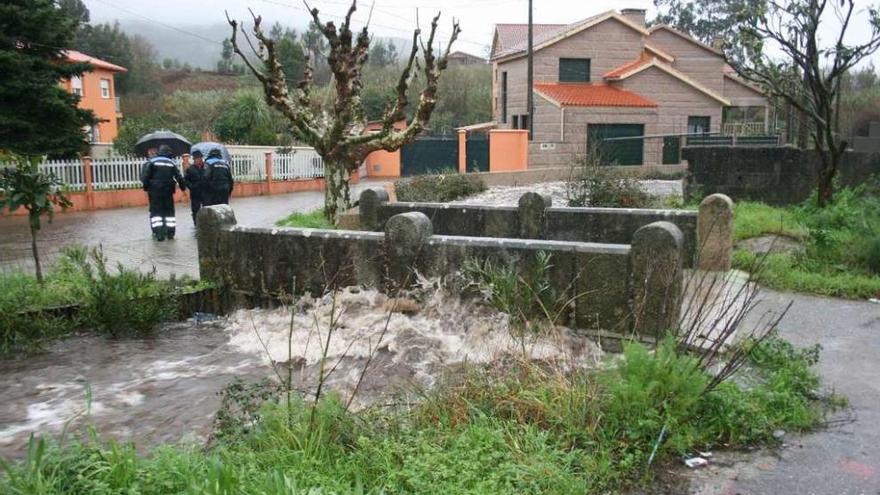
xmin=489 ymin=130 xmax=529 ymax=172
xmin=683 ymin=146 xmax=880 ymax=205
xmin=362 ymin=193 xmax=716 ymax=269
xmin=197 ymin=204 xmax=689 ymax=347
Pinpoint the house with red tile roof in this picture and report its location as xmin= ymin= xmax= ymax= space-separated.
xmin=490 ymin=9 xmax=768 ymax=167
xmin=61 ymin=50 xmax=127 ymax=144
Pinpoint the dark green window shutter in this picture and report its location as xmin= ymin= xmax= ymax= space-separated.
xmin=559 ymin=58 xmax=590 ymax=82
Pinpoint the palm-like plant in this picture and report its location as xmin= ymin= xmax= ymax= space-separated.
xmin=0 ymin=155 xmax=72 ymax=283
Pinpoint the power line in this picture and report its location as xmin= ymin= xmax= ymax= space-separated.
xmin=90 ymin=0 xmax=224 ymax=46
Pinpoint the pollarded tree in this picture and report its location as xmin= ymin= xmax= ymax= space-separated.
xmin=733 ymin=0 xmax=880 ymax=206
xmin=227 ymin=1 xmax=460 ymax=221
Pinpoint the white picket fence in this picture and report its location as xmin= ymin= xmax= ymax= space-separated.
xmin=1 ymin=150 xmax=325 ymax=191
xmin=273 ymin=147 xmax=325 ymax=180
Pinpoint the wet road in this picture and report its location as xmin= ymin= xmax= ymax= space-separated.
xmin=684 ymin=291 xmax=880 ymax=495
xmin=0 ymin=183 xmax=386 ymax=279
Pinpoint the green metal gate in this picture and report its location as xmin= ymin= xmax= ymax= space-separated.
xmin=401 ymin=137 xmax=459 ymax=176
xmin=465 ymin=134 xmax=490 ymax=172
xmin=587 ymin=124 xmax=645 ymax=165
xmin=662 ymin=136 xmax=681 ymax=164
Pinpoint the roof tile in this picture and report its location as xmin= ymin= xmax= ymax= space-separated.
xmin=534 ymin=83 xmax=657 ymax=108
xmin=64 ymin=50 xmax=127 ymax=73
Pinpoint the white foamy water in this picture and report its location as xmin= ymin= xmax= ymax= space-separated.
xmin=0 ymin=283 xmax=602 ymax=459
xmin=227 ymin=284 xmax=603 ymax=402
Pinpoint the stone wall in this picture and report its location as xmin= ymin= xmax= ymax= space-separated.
xmin=197 ymin=204 xmax=694 ymax=348
xmin=360 ymin=189 xmax=733 ymax=271
xmin=683 ymin=146 xmax=880 ymax=205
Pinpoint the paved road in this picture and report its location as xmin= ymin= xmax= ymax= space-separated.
xmin=684 ymin=290 xmax=880 ymax=495
xmin=0 ymin=183 xmax=386 ymax=279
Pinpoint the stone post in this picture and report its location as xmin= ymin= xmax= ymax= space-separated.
xmin=196 ymin=205 xmax=237 ymax=284
xmin=696 ymin=193 xmax=734 ymax=271
xmin=517 ymin=192 xmax=551 ymax=238
xmin=630 ymin=221 xmax=684 ymax=343
xmin=265 ymin=152 xmax=274 ymax=195
xmin=82 ymin=156 xmax=94 ymax=210
xmin=359 ymin=188 xmax=389 ymax=231
xmin=384 ymin=212 xmax=433 ymax=287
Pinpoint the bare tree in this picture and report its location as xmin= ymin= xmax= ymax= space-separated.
xmin=227 ymin=2 xmax=460 ymax=221
xmin=731 ymin=0 xmax=880 ymax=206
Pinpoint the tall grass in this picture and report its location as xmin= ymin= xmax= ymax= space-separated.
xmin=732 ymin=182 xmax=880 ymax=298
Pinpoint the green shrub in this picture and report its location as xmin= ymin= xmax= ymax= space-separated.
xmin=566 ymin=156 xmax=652 ymax=208
xmin=395 ymin=171 xmax=486 ymax=202
xmin=864 ymin=235 xmax=880 ymax=274
xmin=76 ymin=250 xmax=178 ymax=337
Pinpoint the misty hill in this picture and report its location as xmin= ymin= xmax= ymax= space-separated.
xmin=116 ymin=20 xmax=415 ymax=70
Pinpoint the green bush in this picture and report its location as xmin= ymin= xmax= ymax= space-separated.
xmin=76 ymin=250 xmax=178 ymax=337
xmin=566 ymin=156 xmax=652 ymax=208
xmin=395 ymin=172 xmax=486 ymax=203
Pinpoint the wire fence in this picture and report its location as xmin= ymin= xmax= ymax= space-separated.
xmin=0 ymin=150 xmax=325 ymax=190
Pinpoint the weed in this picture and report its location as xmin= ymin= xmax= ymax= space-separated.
xmin=395 ymin=171 xmax=486 ymax=202
xmin=566 ymin=154 xmax=652 ymax=208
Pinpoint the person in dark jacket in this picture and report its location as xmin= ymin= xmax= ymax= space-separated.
xmin=205 ymin=148 xmax=234 ymax=205
xmin=184 ymin=150 xmax=209 ymax=225
xmin=140 ymin=144 xmax=186 ymax=241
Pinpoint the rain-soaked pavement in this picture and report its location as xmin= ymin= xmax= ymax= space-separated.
xmin=0 ymin=183 xmax=386 ymax=279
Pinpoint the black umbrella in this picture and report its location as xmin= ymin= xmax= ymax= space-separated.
xmin=135 ymin=130 xmax=192 ymax=157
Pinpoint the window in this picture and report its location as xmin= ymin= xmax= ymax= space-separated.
xmin=512 ymin=115 xmax=529 ymax=130
xmin=559 ymin=58 xmax=590 ymax=83
xmin=71 ymin=76 xmax=83 ymax=96
xmin=88 ymin=124 xmax=101 ymax=143
xmin=100 ymin=79 xmax=111 ymax=99
xmin=501 ymin=71 xmax=508 ymax=124
xmin=687 ymin=116 xmax=711 ymax=134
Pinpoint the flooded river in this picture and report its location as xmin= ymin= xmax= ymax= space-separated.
xmin=0 ymin=286 xmax=602 ymax=459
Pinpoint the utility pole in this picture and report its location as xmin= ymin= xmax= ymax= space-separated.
xmin=527 ymin=0 xmax=533 ymax=140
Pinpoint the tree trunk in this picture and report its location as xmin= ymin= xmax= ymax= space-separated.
xmin=323 ymin=162 xmax=352 ymax=223
xmin=29 ymin=221 xmax=43 ymax=284
xmin=816 ymin=149 xmax=837 ymax=207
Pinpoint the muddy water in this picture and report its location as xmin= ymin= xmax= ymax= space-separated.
xmin=0 ymin=286 xmax=602 ymax=460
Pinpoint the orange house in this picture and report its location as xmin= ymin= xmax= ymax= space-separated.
xmin=61 ymin=50 xmax=127 ymax=144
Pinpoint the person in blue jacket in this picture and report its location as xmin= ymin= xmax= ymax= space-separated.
xmin=205 ymin=148 xmax=234 ymax=205
xmin=184 ymin=150 xmax=209 ymax=225
xmin=140 ymin=144 xmax=186 ymax=241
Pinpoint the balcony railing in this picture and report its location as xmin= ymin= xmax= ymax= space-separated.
xmin=721 ymin=122 xmax=766 ymax=136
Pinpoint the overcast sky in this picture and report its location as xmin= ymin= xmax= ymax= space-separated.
xmin=86 ymin=0 xmax=880 ymax=64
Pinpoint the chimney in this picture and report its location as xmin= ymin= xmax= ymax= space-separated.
xmin=620 ymin=8 xmax=646 ymax=28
